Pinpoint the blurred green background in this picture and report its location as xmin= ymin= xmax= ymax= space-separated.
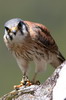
xmin=0 ymin=0 xmax=66 ymax=97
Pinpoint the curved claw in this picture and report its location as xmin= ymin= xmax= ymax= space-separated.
xmin=14 ymin=84 xmax=23 ymax=90
xmin=14 ymin=76 xmax=33 ymax=90
xmin=14 ymin=75 xmax=40 ymax=90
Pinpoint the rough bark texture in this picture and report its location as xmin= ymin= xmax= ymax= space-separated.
xmin=0 ymin=61 xmax=66 ymax=100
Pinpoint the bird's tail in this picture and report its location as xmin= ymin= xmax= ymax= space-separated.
xmin=57 ymin=51 xmax=65 ymax=63
xmin=51 ymin=51 xmax=65 ymax=68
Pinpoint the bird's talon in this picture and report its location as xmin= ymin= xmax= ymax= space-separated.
xmin=14 ymin=80 xmax=33 ymax=90
xmin=35 ymin=80 xmax=40 ymax=85
xmin=26 ymin=80 xmax=32 ymax=86
xmin=31 ymin=80 xmax=40 ymax=85
xmin=21 ymin=80 xmax=32 ymax=86
xmin=14 ymin=84 xmax=23 ymax=90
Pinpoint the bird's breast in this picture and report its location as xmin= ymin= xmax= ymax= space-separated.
xmin=10 ymin=41 xmax=50 ymax=62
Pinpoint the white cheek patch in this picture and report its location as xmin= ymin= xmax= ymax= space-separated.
xmin=3 ymin=30 xmax=12 ymax=45
xmin=22 ymin=25 xmax=28 ymax=36
xmin=4 ymin=30 xmax=8 ymax=37
xmin=4 ymin=30 xmax=9 ymax=41
xmin=12 ymin=31 xmax=26 ymax=43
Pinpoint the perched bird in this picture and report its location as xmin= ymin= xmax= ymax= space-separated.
xmin=4 ymin=18 xmax=65 ymax=88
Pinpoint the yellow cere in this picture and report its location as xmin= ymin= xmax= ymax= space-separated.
xmin=11 ymin=27 xmax=18 ymax=31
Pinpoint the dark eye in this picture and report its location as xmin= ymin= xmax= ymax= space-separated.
xmin=5 ymin=27 xmax=10 ymax=33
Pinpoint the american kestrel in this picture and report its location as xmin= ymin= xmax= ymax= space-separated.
xmin=4 ymin=18 xmax=65 ymax=89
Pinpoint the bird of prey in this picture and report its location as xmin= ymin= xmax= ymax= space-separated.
xmin=3 ymin=18 xmax=65 ymax=89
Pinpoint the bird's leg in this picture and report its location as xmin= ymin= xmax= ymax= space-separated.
xmin=14 ymin=74 xmax=32 ymax=90
xmin=32 ymin=72 xmax=40 ymax=85
xmin=32 ymin=72 xmax=37 ymax=83
xmin=14 ymin=73 xmax=40 ymax=90
xmin=21 ymin=74 xmax=30 ymax=85
xmin=21 ymin=72 xmax=32 ymax=85
xmin=14 ymin=75 xmax=25 ymax=89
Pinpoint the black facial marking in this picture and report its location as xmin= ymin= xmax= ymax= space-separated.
xmin=13 ymin=32 xmax=16 ymax=35
xmin=7 ymin=33 xmax=13 ymax=40
xmin=9 ymin=35 xmax=13 ymax=40
xmin=18 ymin=21 xmax=22 ymax=29
xmin=18 ymin=21 xmax=29 ymax=35
xmin=5 ymin=26 xmax=13 ymax=40
xmin=5 ymin=26 xmax=9 ymax=31
xmin=5 ymin=27 xmax=11 ymax=33
xmin=20 ymin=29 xmax=24 ymax=35
xmin=18 ymin=21 xmax=24 ymax=35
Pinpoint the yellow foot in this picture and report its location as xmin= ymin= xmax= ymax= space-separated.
xmin=31 ymin=80 xmax=40 ymax=85
xmin=14 ymin=75 xmax=40 ymax=90
xmin=20 ymin=80 xmax=32 ymax=86
xmin=35 ymin=80 xmax=40 ymax=85
xmin=14 ymin=84 xmax=23 ymax=90
xmin=14 ymin=80 xmax=32 ymax=90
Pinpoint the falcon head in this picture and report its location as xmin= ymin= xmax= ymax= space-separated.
xmin=4 ymin=18 xmax=28 ymax=44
